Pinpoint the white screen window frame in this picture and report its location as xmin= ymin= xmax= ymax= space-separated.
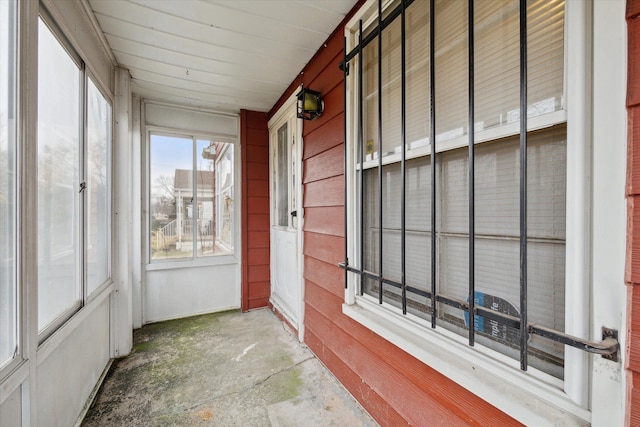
xmin=36 ymin=11 xmax=114 ymax=342
xmin=0 ymin=0 xmax=20 ymax=379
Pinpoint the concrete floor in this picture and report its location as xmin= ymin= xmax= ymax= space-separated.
xmin=82 ymin=309 xmax=377 ymax=426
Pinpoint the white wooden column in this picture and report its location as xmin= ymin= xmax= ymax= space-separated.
xmin=112 ymin=67 xmax=133 ymax=358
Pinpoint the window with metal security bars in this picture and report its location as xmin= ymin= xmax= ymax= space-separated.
xmin=340 ymin=0 xmax=617 ymax=386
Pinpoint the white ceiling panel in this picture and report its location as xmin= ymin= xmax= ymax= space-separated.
xmin=111 ymin=51 xmax=284 ymax=94
xmin=87 ymin=0 xmax=358 ymax=112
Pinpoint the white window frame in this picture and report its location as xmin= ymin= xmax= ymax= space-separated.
xmin=145 ymin=128 xmax=237 ymax=269
xmin=85 ymin=73 xmax=113 ymax=302
xmin=36 ymin=11 xmax=113 ymax=342
xmin=343 ymin=0 xmax=625 ymax=424
xmin=270 ymin=115 xmax=297 ymax=232
xmin=215 ymin=143 xmax=234 ymax=252
xmin=0 ymin=0 xmax=21 ymax=380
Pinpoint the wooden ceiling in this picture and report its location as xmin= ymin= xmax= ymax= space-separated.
xmin=88 ymin=0 xmax=358 ymax=112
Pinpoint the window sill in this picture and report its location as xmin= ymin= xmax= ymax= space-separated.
xmin=342 ymin=298 xmax=590 ymax=426
xmin=358 ymin=110 xmax=567 ymax=170
xmin=145 ymin=254 xmax=238 ymax=271
xmin=0 ymin=359 xmax=29 ymax=406
xmin=37 ymin=282 xmax=114 ymax=366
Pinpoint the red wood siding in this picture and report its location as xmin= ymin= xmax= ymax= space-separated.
xmin=267 ymin=3 xmax=519 ymax=424
xmin=241 ymin=109 xmax=270 ymax=311
xmin=628 ymin=2 xmax=640 ymax=424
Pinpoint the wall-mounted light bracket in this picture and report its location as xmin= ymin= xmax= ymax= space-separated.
xmin=201 ymin=143 xmax=216 ymax=160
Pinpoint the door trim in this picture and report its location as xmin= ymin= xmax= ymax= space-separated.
xmin=268 ymin=87 xmax=305 ymax=341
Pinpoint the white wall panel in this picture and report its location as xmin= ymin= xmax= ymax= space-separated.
xmin=145 ymin=264 xmax=240 ymax=323
xmin=36 ymin=299 xmax=110 ymax=427
xmin=145 ymin=102 xmax=238 ymax=139
xmin=0 ymin=386 xmax=21 ymax=426
xmin=590 ymin=0 xmax=627 ymax=424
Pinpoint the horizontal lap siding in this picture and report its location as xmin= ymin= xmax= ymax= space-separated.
xmin=267 ymin=2 xmax=518 ymax=424
xmin=305 ymin=279 xmax=517 ymax=427
xmin=303 ymin=144 xmax=344 ymax=184
xmin=628 ymin=2 xmax=640 ymax=424
xmin=304 ymin=206 xmax=344 ymax=236
xmin=241 ymin=110 xmax=270 ymax=311
xmin=304 ymin=330 xmax=409 ymax=427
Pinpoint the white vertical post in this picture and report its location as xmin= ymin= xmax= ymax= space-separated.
xmin=590 ymin=0 xmax=627 ymax=424
xmin=21 ymin=0 xmax=40 ymax=423
xmin=131 ymin=95 xmax=143 ymax=328
xmin=111 ymin=67 xmax=133 ymax=358
xmin=177 ymin=190 xmax=182 ymax=244
xmin=564 ymin=0 xmax=591 ymax=406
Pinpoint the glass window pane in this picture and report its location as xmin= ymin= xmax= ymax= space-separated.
xmin=434 ymin=0 xmax=468 ymax=143
xmin=275 ymin=123 xmax=289 ymax=227
xmin=37 ymin=18 xmax=82 ymax=331
xmin=381 ymin=17 xmax=402 ymax=158
xmin=0 ymin=0 xmax=17 ymax=367
xmin=197 ymin=140 xmax=215 ymax=256
xmin=86 ymin=79 xmax=111 ymax=294
xmin=475 ymin=0 xmax=564 ymax=131
xmin=150 ymin=135 xmax=194 ymax=260
xmin=362 ymin=38 xmax=379 ymax=162
xmin=437 ymin=126 xmax=566 ymax=379
xmin=212 ymin=142 xmax=234 ymax=255
xmin=406 ymin=1 xmax=430 ymax=152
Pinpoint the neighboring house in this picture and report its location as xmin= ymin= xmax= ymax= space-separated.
xmin=2 ymin=0 xmax=640 ymax=426
xmin=172 ymin=169 xmax=215 ymax=251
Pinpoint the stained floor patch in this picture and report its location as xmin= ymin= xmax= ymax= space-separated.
xmin=82 ymin=309 xmax=377 ymax=426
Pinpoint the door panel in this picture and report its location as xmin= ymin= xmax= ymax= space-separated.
xmin=270 ymin=106 xmax=301 ymax=327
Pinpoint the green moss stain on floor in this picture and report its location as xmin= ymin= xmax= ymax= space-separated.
xmin=83 ymin=309 xmax=306 ymax=426
xmin=136 ymin=310 xmax=233 ymax=337
xmin=267 ymin=364 xmax=303 ymax=402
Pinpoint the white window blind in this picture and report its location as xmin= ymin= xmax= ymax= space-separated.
xmin=361 ymin=0 xmax=564 ymax=158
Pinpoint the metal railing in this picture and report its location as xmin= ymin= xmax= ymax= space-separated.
xmin=154 ymin=219 xmax=214 ymax=252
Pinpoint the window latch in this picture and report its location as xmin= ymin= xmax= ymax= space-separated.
xmin=291 ymin=210 xmax=297 ymax=217
xmin=339 ymin=60 xmax=350 ymax=76
xmin=79 ymin=181 xmax=87 ymax=193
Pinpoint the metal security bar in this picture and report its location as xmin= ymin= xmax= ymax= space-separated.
xmin=400 ymin=0 xmax=407 ymax=315
xmin=343 ymin=34 xmax=349 ymax=289
xmin=518 ymin=0 xmax=529 ymax=371
xmin=429 ymin=0 xmax=437 ymax=329
xmin=376 ymin=3 xmax=384 ymax=304
xmin=338 ymin=0 xmax=619 ymax=366
xmin=467 ymin=0 xmax=476 ymax=347
xmin=358 ymin=19 xmax=365 ymax=295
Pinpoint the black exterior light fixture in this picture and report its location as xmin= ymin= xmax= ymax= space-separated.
xmin=296 ymin=86 xmax=323 ymax=120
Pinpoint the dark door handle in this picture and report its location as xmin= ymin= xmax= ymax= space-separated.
xmin=291 ymin=210 xmax=297 ymax=217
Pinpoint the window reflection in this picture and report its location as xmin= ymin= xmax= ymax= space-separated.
xmin=37 ymin=18 xmax=82 ymax=332
xmin=0 ymin=0 xmax=17 ymax=368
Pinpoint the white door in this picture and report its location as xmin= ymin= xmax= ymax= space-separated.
xmin=269 ymin=99 xmax=302 ymax=333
